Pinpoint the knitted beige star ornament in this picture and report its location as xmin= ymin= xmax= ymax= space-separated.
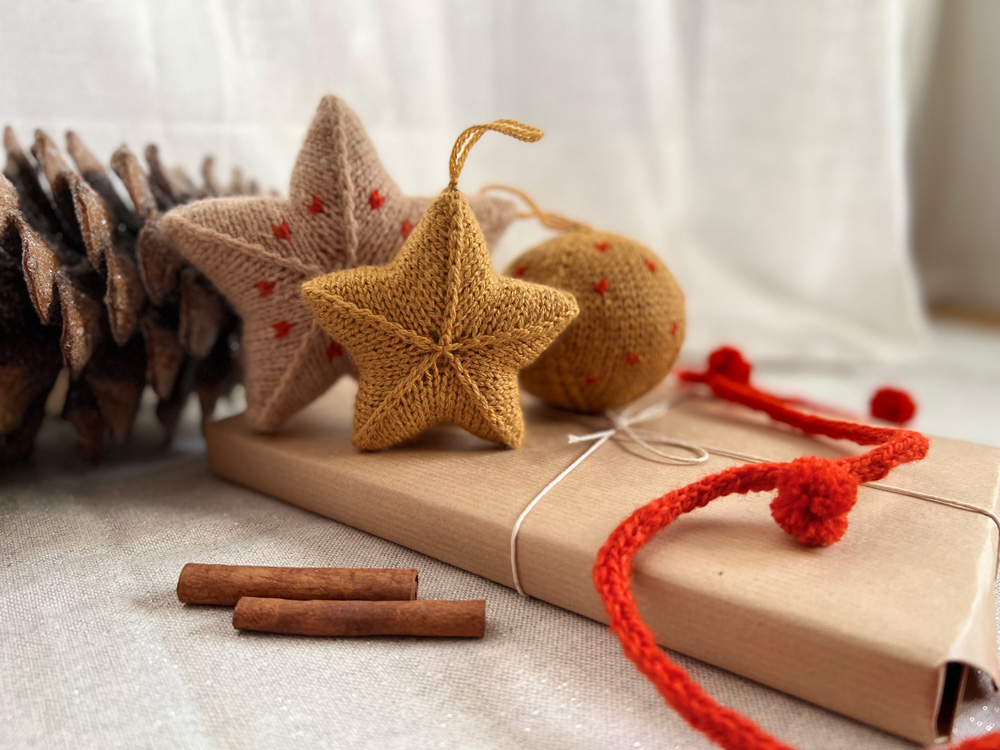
xmin=301 ymin=121 xmax=579 ymax=450
xmin=161 ymin=96 xmax=517 ymax=432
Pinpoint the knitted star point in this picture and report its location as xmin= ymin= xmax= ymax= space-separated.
xmin=161 ymin=95 xmax=516 ymax=432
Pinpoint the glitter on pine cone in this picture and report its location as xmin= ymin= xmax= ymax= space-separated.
xmin=507 ymin=230 xmax=686 ymax=413
xmin=2 ymin=126 xmax=249 ymax=461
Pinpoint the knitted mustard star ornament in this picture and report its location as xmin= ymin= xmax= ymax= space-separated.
xmin=301 ymin=121 xmax=579 ymax=450
xmin=161 ymin=96 xmax=517 ymax=432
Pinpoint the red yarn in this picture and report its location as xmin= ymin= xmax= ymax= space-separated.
xmin=254 ymin=280 xmax=276 ymax=297
xmin=272 ymin=321 xmax=294 ymax=338
xmin=955 ymin=737 xmax=1000 ymax=750
xmin=871 ymin=387 xmax=917 ymax=425
xmin=706 ymin=346 xmax=752 ymax=385
xmin=272 ymin=221 xmax=291 ymax=240
xmin=592 ymin=347 xmax=992 ymax=750
xmin=771 ymin=457 xmax=858 ymax=547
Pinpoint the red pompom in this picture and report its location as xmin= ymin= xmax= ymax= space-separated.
xmin=706 ymin=347 xmax=752 ymax=385
xmin=770 ymin=457 xmax=859 ymax=547
xmin=870 ymin=387 xmax=916 ymax=425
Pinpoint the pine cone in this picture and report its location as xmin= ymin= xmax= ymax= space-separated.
xmin=1 ymin=126 xmax=247 ymax=461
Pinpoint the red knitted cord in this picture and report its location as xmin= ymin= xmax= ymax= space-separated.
xmin=707 ymin=347 xmax=919 ymax=426
xmin=593 ymin=347 xmax=996 ymax=750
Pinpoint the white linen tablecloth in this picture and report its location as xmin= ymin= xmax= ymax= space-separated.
xmin=3 ymin=322 xmax=1000 ymax=749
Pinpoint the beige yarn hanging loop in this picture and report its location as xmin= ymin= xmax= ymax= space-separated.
xmin=448 ymin=121 xmax=544 ymax=189
xmin=479 ymin=184 xmax=592 ymax=233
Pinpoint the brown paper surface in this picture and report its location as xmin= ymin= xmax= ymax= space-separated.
xmin=205 ymin=380 xmax=1000 ymax=744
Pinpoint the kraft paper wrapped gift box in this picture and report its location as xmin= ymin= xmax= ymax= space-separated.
xmin=204 ymin=380 xmax=1000 ymax=745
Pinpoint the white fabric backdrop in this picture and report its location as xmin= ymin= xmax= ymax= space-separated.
xmin=0 ymin=0 xmax=927 ymax=364
xmin=911 ymin=0 xmax=1000 ymax=315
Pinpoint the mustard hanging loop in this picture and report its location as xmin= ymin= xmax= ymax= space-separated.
xmin=448 ymin=121 xmax=544 ymax=190
xmin=479 ymin=183 xmax=592 ymax=233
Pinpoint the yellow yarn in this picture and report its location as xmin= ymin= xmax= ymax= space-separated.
xmin=479 ymin=184 xmax=590 ymax=233
xmin=506 ymin=228 xmax=686 ymax=413
xmin=161 ymin=96 xmax=517 ymax=433
xmin=448 ymin=122 xmax=543 ymax=189
xmin=302 ymin=121 xmax=578 ymax=450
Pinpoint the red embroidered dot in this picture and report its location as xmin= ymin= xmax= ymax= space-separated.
xmin=308 ymin=196 xmax=324 ymax=214
xmin=626 ymin=352 xmax=641 ymax=365
xmin=273 ymin=321 xmax=294 ymax=338
xmin=272 ymin=221 xmax=291 ymax=240
xmin=671 ymin=322 xmax=679 ymax=335
xmin=585 ymin=375 xmax=600 ymax=386
xmin=254 ymin=280 xmax=276 ymax=297
xmin=644 ymin=259 xmax=656 ymax=272
xmin=595 ymin=241 xmax=609 ymax=252
xmin=401 ymin=219 xmax=412 ymax=238
xmin=593 ymin=278 xmax=609 ymax=296
xmin=369 ymin=190 xmax=386 ymax=210
xmin=327 ymin=342 xmax=342 ymax=361
xmin=514 ymin=266 xmax=527 ymax=277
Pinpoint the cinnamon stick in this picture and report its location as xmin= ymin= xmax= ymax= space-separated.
xmin=233 ymin=598 xmax=486 ymax=638
xmin=176 ymin=564 xmax=418 ymax=605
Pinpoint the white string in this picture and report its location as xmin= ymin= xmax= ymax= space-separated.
xmin=509 ymin=432 xmax=613 ymax=596
xmin=509 ymin=399 xmax=1000 ymax=597
xmin=510 ymin=400 xmax=709 ymax=596
xmin=568 ymin=402 xmax=710 ymax=466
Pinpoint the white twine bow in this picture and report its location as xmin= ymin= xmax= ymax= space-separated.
xmin=509 ymin=399 xmax=708 ymax=596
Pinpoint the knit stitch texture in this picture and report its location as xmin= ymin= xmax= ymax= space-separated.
xmin=161 ymin=96 xmax=516 ymax=432
xmin=302 ymin=184 xmax=578 ymax=450
xmin=592 ymin=347 xmax=998 ymax=750
xmin=508 ymin=230 xmax=685 ymax=412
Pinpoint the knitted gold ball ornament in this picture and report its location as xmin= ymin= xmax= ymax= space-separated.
xmin=505 ymin=225 xmax=685 ymax=413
